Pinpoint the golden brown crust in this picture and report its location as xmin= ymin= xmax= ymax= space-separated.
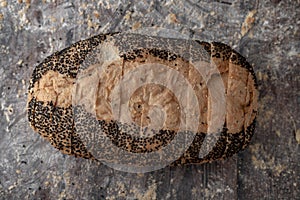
xmin=30 ymin=70 xmax=74 ymax=108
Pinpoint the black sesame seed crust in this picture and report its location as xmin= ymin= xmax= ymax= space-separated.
xmin=28 ymin=97 xmax=95 ymax=159
xmin=170 ymin=118 xmax=256 ymax=166
xmin=196 ymin=40 xmax=258 ymax=88
xmin=27 ymin=33 xmax=117 ymax=160
xmin=27 ymin=32 xmax=258 ymax=165
xmin=28 ymin=33 xmax=117 ymax=93
xmin=121 ymin=48 xmax=178 ymax=62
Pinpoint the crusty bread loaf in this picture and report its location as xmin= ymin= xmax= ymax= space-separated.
xmin=27 ymin=32 xmax=258 ymax=166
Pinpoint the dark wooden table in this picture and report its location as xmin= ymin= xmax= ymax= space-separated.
xmin=0 ymin=0 xmax=299 ymax=199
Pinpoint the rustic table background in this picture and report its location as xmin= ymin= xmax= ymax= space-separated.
xmin=0 ymin=0 xmax=299 ymax=199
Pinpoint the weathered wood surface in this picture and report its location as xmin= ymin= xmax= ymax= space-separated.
xmin=0 ymin=0 xmax=298 ymax=199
